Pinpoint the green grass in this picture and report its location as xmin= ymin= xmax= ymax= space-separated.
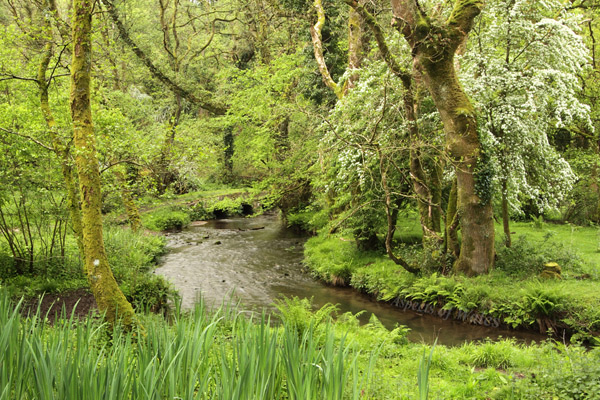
xmin=505 ymin=221 xmax=599 ymax=271
xmin=304 ymin=213 xmax=600 ymax=340
xmin=0 ymin=290 xmax=378 ymax=400
xmin=2 ymin=289 xmax=599 ymax=399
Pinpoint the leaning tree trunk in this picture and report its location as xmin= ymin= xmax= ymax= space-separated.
xmin=71 ymin=0 xmax=139 ymax=331
xmin=391 ymin=0 xmax=495 ymax=275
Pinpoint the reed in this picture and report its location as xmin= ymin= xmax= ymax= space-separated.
xmin=0 ymin=290 xmax=379 ymax=399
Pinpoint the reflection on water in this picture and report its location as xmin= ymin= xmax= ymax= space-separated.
xmin=155 ymin=213 xmax=545 ymax=346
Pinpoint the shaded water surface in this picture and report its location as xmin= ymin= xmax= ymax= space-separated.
xmin=155 ymin=213 xmax=544 ymax=345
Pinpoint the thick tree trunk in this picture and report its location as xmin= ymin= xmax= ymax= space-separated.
xmin=71 ymin=0 xmax=139 ymax=331
xmin=420 ymin=59 xmax=494 ymax=275
xmin=392 ymin=0 xmax=494 ymax=275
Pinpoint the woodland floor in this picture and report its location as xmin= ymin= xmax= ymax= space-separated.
xmin=22 ymin=289 xmax=97 ymax=322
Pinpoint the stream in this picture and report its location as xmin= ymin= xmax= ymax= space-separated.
xmin=154 ymin=213 xmax=544 ymax=346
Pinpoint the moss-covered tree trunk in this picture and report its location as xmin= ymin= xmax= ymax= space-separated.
xmin=71 ymin=0 xmax=139 ymax=330
xmin=37 ymin=0 xmax=84 ymax=259
xmin=501 ymin=178 xmax=511 ymax=247
xmin=392 ymin=0 xmax=494 ymax=275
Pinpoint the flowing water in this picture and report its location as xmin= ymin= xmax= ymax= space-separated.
xmin=155 ymin=213 xmax=544 ymax=346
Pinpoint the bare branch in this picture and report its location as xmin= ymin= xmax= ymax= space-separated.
xmin=0 ymin=127 xmax=54 ymax=151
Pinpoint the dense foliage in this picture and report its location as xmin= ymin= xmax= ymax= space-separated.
xmin=1 ymin=0 xmax=600 ymax=397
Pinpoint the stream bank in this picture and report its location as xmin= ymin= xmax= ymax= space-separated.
xmin=155 ymin=213 xmax=545 ymax=345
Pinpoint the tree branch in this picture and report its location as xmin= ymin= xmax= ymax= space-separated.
xmin=0 ymin=74 xmax=39 ymax=83
xmin=310 ymin=0 xmax=345 ymax=99
xmin=0 ymin=127 xmax=54 ymax=151
xmin=447 ymin=0 xmax=483 ymax=41
xmin=99 ymin=159 xmax=144 ymax=174
xmin=101 ymin=0 xmax=227 ymax=115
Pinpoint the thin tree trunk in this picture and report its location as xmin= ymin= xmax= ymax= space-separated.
xmin=115 ymin=168 xmax=142 ymax=232
xmin=501 ymin=179 xmax=511 ymax=247
xmin=38 ymin=0 xmax=84 ymax=258
xmin=343 ymin=0 xmax=443 ymax=249
xmin=71 ymin=0 xmax=139 ymax=331
xmin=445 ymin=178 xmax=460 ymax=262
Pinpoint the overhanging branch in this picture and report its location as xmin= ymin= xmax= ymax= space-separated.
xmin=101 ymin=0 xmax=227 ymax=115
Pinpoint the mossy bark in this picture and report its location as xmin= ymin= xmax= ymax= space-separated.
xmin=38 ymin=0 xmax=84 ymax=259
xmin=71 ymin=0 xmax=139 ymax=331
xmin=403 ymin=76 xmax=443 ymax=248
xmin=392 ymin=0 xmax=494 ymax=275
xmin=114 ymin=168 xmax=142 ymax=232
xmin=444 ymin=178 xmax=460 ymax=260
xmin=501 ymin=179 xmax=511 ymax=248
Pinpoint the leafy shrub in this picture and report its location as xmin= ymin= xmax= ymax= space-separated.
xmin=189 ymin=203 xmax=212 ymax=220
xmin=121 ymin=274 xmax=177 ymax=314
xmin=445 ymin=283 xmax=490 ymax=312
xmin=285 ymin=206 xmax=328 ymax=233
xmin=522 ymin=282 xmax=567 ymax=317
xmin=142 ymin=207 xmax=190 ymax=231
xmin=495 ymin=234 xmax=584 ymax=278
xmin=401 ymin=273 xmax=458 ymax=306
xmin=207 ymin=197 xmax=246 ymax=217
xmin=511 ymin=345 xmax=600 ymax=399
xmin=274 ymin=296 xmax=337 ymax=337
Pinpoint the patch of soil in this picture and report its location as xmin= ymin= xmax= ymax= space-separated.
xmin=22 ymin=288 xmax=97 ymax=322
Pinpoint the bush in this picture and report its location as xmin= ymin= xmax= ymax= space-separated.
xmin=142 ymin=208 xmax=191 ymax=231
xmin=495 ymin=234 xmax=585 ymax=278
xmin=121 ymin=274 xmax=177 ymax=314
xmin=467 ymin=339 xmax=515 ymax=370
xmin=274 ymin=296 xmax=337 ymax=337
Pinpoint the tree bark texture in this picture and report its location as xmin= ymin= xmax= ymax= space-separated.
xmin=310 ymin=0 xmax=346 ymax=99
xmin=391 ymin=0 xmax=495 ymax=275
xmin=501 ymin=178 xmax=511 ymax=247
xmin=71 ymin=0 xmax=139 ymax=330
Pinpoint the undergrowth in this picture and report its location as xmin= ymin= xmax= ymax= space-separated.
xmin=1 ymin=289 xmax=599 ymax=399
xmin=304 ymin=232 xmax=600 ymax=339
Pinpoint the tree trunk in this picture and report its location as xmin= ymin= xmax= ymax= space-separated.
xmin=422 ymin=58 xmax=494 ymax=275
xmin=38 ymin=0 xmax=84 ymax=259
xmin=445 ymin=178 xmax=460 ymax=261
xmin=342 ymin=0 xmax=444 ymax=249
xmin=222 ymin=127 xmax=235 ymax=183
xmin=114 ymin=168 xmax=142 ymax=232
xmin=391 ymin=0 xmax=494 ymax=275
xmin=71 ymin=0 xmax=139 ymax=331
xmin=501 ymin=178 xmax=511 ymax=247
